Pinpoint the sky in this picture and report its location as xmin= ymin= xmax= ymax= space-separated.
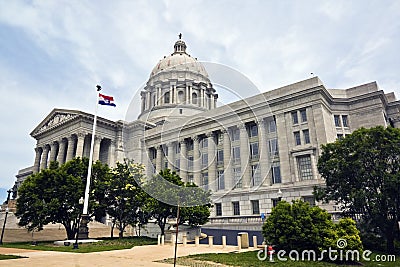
xmin=0 ymin=0 xmax=399 ymax=202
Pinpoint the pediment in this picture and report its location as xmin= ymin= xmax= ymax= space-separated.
xmin=31 ymin=108 xmax=81 ymax=137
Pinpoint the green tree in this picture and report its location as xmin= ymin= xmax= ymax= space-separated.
xmin=16 ymin=158 xmax=110 ymax=239
xmin=315 ymin=126 xmax=400 ymax=252
xmin=262 ymin=200 xmax=363 ymax=254
xmin=103 ymin=160 xmax=148 ymax=238
xmin=143 ymin=169 xmax=211 ymax=235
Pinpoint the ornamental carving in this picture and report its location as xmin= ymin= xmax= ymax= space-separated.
xmin=39 ymin=113 xmax=77 ymax=132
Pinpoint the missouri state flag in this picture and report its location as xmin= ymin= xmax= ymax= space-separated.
xmin=98 ymin=93 xmax=116 ymax=107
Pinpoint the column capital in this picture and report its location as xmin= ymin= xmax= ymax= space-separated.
xmin=179 ymin=138 xmax=186 ymax=145
xmin=238 ymin=123 xmax=246 ymax=130
xmin=166 ymin=142 xmax=174 ymax=148
xmin=192 ymin=135 xmax=199 ymax=142
xmin=205 ymin=132 xmax=214 ymax=138
xmin=43 ymin=145 xmax=50 ymax=151
xmin=77 ymin=131 xmax=86 ymax=138
xmin=94 ymin=135 xmax=102 ymax=142
xmin=35 ymin=146 xmax=43 ymax=153
xmin=221 ymin=128 xmax=228 ymax=134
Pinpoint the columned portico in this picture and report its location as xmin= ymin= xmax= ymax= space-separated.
xmin=49 ymin=142 xmax=58 ymax=162
xmin=57 ymin=139 xmax=67 ymax=164
xmin=66 ymin=136 xmax=75 ymax=162
xmin=75 ymin=132 xmax=85 ymax=158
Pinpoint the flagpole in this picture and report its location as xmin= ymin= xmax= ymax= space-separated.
xmin=77 ymin=85 xmax=101 ymax=241
xmin=83 ymin=85 xmax=101 ymax=215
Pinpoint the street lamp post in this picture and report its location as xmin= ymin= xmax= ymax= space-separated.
xmin=0 ymin=189 xmax=13 ymax=245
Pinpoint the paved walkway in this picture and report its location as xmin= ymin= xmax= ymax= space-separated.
xmin=0 ymin=244 xmax=254 ymax=267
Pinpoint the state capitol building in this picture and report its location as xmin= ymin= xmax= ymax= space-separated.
xmin=14 ymin=36 xmax=400 ymax=230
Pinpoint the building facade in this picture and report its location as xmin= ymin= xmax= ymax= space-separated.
xmin=14 ymin=37 xmax=400 ymax=230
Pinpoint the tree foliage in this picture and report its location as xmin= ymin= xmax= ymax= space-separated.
xmin=315 ymin=126 xmax=400 ymax=252
xmin=16 ymin=158 xmax=110 ymax=239
xmin=102 ymin=160 xmax=149 ymax=238
xmin=143 ymin=169 xmax=212 ymax=235
xmin=262 ymin=200 xmax=363 ymax=255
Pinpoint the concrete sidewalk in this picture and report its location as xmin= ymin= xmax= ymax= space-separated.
xmin=0 ymin=244 xmax=252 ymax=267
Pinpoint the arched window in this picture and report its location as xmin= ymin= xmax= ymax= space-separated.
xmin=178 ymin=91 xmax=184 ymax=103
xmin=164 ymin=92 xmax=170 ymax=104
xmin=192 ymin=92 xmax=198 ymax=104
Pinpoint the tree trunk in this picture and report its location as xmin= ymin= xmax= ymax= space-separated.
xmin=111 ymin=221 xmax=115 ymax=238
xmin=386 ymin=227 xmax=395 ymax=253
xmin=64 ymin=225 xmax=75 ymax=240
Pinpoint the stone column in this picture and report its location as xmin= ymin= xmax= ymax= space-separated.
xmin=179 ymin=140 xmax=187 ymax=182
xmin=186 ymin=85 xmax=190 ymax=103
xmin=57 ymin=139 xmax=66 ymax=164
xmin=223 ymin=130 xmax=232 ymax=190
xmin=33 ymin=147 xmax=42 ymax=173
xmin=40 ymin=145 xmax=50 ymax=170
xmin=200 ymin=88 xmax=204 ymax=107
xmin=49 ymin=142 xmax=58 ymax=162
xmin=207 ymin=132 xmax=216 ymax=191
xmin=156 ymin=145 xmax=162 ymax=173
xmin=193 ymin=136 xmax=201 ymax=185
xmin=167 ymin=142 xmax=174 ymax=170
xmin=239 ymin=124 xmax=250 ymax=188
xmin=258 ymin=119 xmax=269 ymax=185
xmin=75 ymin=132 xmax=85 ymax=159
xmin=189 ymin=86 xmax=193 ymax=104
xmin=147 ymin=91 xmax=151 ymax=110
xmin=93 ymin=136 xmax=101 ymax=162
xmin=108 ymin=140 xmax=116 ymax=167
xmin=66 ymin=136 xmax=75 ymax=162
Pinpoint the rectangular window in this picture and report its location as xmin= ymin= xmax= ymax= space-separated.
xmin=297 ymin=155 xmax=313 ymax=180
xmin=342 ymin=115 xmax=349 ymax=127
xmin=300 ymin=109 xmax=307 ymax=122
xmin=272 ymin=199 xmax=279 ymax=208
xmin=232 ymin=201 xmax=240 ymax=215
xmin=187 ymin=174 xmax=194 ymax=184
xmin=337 ymin=134 xmax=344 ymax=139
xmin=334 ymin=115 xmax=341 ymax=127
xmin=292 ymin=111 xmax=299 ymax=124
xmin=201 ymin=153 xmax=208 ymax=167
xmin=201 ymin=172 xmax=209 ymax=190
xmin=233 ymin=167 xmax=242 ymax=188
xmin=251 ymin=200 xmax=260 ymax=215
xmin=303 ymin=129 xmax=310 ymax=144
xmin=200 ymin=138 xmax=208 ymax=149
xmin=187 ymin=140 xmax=194 ymax=151
xmin=217 ymin=150 xmax=224 ymax=165
xmin=215 ymin=203 xmax=222 ymax=216
xmin=251 ymin=164 xmax=261 ymax=186
xmin=250 ymin=142 xmax=259 ymax=160
xmin=232 ymin=127 xmax=240 ymax=141
xmin=249 ymin=124 xmax=258 ymax=137
xmin=303 ymin=196 xmax=315 ymax=207
xmin=268 ymin=119 xmax=276 ymax=133
xmin=188 ymin=156 xmax=194 ymax=171
xmin=217 ymin=170 xmax=225 ymax=190
xmin=175 ymin=143 xmax=180 ymax=154
xmin=294 ymin=131 xmax=301 ymax=145
xmin=233 ymin=146 xmax=241 ymax=164
xmin=272 ymin=163 xmax=281 ymax=184
xmin=268 ymin=138 xmax=279 ymax=156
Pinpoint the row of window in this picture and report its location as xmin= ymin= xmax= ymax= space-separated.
xmin=294 ymin=129 xmax=310 ymax=146
xmin=215 ymin=196 xmax=315 ymax=217
xmin=292 ymin=109 xmax=307 ymax=125
xmin=334 ymin=114 xmax=349 ymax=127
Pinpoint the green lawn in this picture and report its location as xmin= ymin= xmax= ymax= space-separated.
xmin=2 ymin=236 xmax=157 ymax=253
xmin=161 ymin=251 xmax=398 ymax=267
xmin=0 ymin=254 xmax=25 ymax=260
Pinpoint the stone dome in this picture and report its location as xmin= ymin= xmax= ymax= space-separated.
xmin=149 ymin=37 xmax=209 ymax=81
xmin=138 ymin=34 xmax=217 ymax=125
